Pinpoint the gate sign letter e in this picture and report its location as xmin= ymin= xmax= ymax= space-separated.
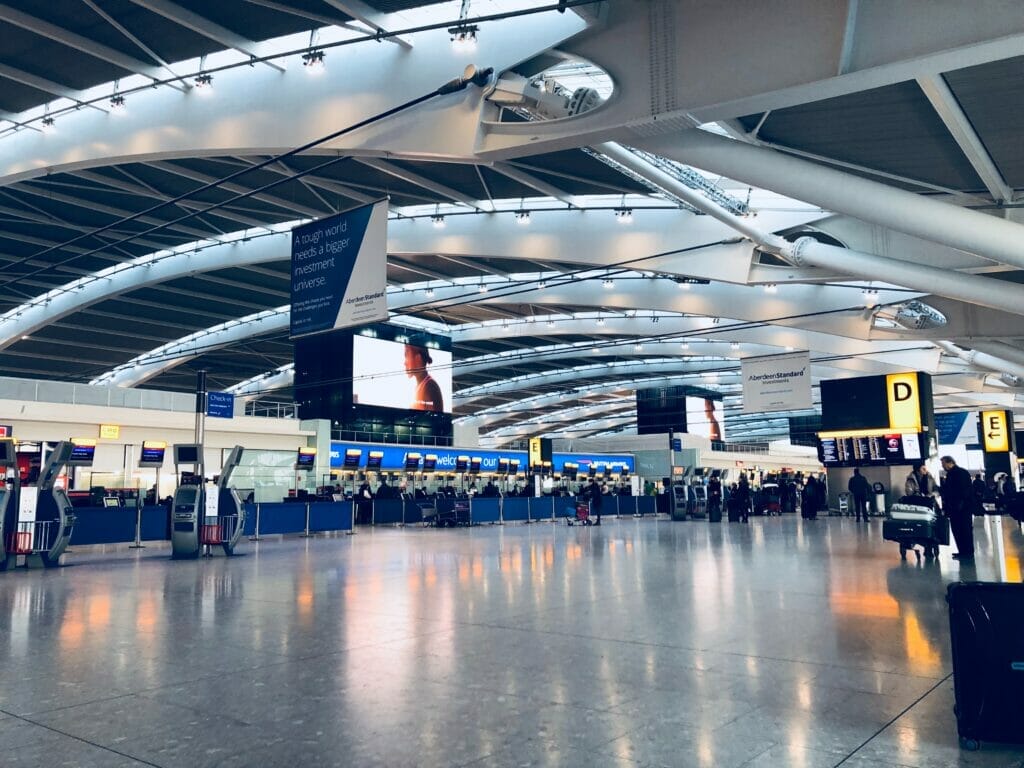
xmin=981 ymin=410 xmax=1009 ymax=453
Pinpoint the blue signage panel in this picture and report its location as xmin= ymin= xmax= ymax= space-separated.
xmin=290 ymin=201 xmax=388 ymax=338
xmin=206 ymin=391 xmax=235 ymax=419
xmin=328 ymin=441 xmax=634 ymax=473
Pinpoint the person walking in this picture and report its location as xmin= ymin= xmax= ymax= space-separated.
xmin=736 ymin=474 xmax=751 ymax=522
xmin=588 ymin=476 xmax=603 ymax=526
xmin=848 ymin=468 xmax=871 ymax=522
xmin=940 ymin=455 xmax=974 ymax=561
xmin=801 ymin=476 xmax=820 ymax=520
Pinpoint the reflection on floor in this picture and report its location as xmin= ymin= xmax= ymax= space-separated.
xmin=0 ymin=515 xmax=1022 ymax=767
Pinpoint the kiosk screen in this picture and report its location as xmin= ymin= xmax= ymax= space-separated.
xmin=455 ymin=456 xmax=469 ymax=472
xmin=423 ymin=454 xmax=437 ymax=471
xmin=139 ymin=442 xmax=166 ymax=466
xmin=68 ymin=441 xmax=96 ymax=465
xmin=367 ymin=451 xmax=383 ymax=469
xmin=175 ymin=444 xmax=200 ymax=464
xmin=296 ymin=449 xmax=316 ymax=470
xmin=404 ymin=453 xmax=422 ymax=471
xmin=343 ymin=449 xmax=362 ymax=468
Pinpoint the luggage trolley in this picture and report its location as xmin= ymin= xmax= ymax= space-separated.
xmin=882 ymin=497 xmax=948 ymax=561
xmin=566 ymin=500 xmax=592 ymax=526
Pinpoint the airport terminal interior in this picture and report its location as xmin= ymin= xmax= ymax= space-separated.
xmin=2 ymin=1 xmax=1024 ymax=766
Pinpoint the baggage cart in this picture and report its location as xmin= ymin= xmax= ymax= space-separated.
xmin=566 ymin=501 xmax=592 ymax=526
xmin=882 ymin=498 xmax=947 ymax=561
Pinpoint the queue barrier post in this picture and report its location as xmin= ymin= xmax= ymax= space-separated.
xmin=301 ymin=502 xmax=312 ymax=537
xmin=249 ymin=503 xmax=262 ymax=541
xmin=347 ymin=502 xmax=356 ymax=535
xmin=129 ymin=505 xmax=145 ymax=549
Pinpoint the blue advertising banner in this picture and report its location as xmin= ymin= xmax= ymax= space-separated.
xmin=290 ymin=200 xmax=388 ymax=338
xmin=206 ymin=391 xmax=235 ymax=418
xmin=328 ymin=441 xmax=634 ymax=473
xmin=935 ymin=411 xmax=979 ymax=446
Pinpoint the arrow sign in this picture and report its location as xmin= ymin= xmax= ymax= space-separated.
xmin=981 ymin=410 xmax=1010 ymax=453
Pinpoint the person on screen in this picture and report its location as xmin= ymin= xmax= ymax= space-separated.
xmin=703 ymin=398 xmax=722 ymax=442
xmin=404 ymin=343 xmax=444 ymax=412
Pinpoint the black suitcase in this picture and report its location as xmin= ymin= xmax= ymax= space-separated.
xmin=727 ymin=498 xmax=740 ymax=522
xmin=708 ymin=501 xmax=722 ymax=523
xmin=946 ymin=582 xmax=1024 ymax=750
xmin=882 ymin=516 xmax=950 ymax=546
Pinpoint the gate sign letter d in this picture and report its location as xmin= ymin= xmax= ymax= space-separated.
xmin=886 ymin=373 xmax=922 ymax=432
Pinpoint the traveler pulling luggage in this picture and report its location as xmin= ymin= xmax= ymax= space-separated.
xmin=946 ymin=582 xmax=1024 ymax=751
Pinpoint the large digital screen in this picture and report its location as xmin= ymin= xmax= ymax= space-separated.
xmin=685 ymin=397 xmax=725 ymax=441
xmin=352 ymin=335 xmax=453 ymax=413
xmin=819 ymin=433 xmax=923 ymax=467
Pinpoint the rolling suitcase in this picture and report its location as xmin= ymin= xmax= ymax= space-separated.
xmin=708 ymin=500 xmax=722 ymax=523
xmin=727 ymin=498 xmax=740 ymax=522
xmin=946 ymin=582 xmax=1024 ymax=750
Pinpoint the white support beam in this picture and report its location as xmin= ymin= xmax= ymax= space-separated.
xmin=0 ymin=63 xmax=97 ymax=106
xmin=0 ymin=4 xmax=159 ymax=78
xmin=320 ymin=0 xmax=412 ymax=48
xmin=916 ymin=74 xmax=1013 ymax=203
xmin=127 ymin=0 xmax=286 ymax=72
xmin=490 ymin=163 xmax=578 ymax=207
xmin=355 ymin=158 xmax=486 ymax=210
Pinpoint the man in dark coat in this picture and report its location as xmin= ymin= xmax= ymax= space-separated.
xmin=588 ymin=477 xmax=603 ymax=526
xmin=848 ymin=468 xmax=871 ymax=522
xmin=941 ymin=456 xmax=974 ymax=560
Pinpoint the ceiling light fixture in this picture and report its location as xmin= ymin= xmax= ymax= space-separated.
xmin=477 ymin=284 xmax=488 ymax=294
xmin=449 ymin=24 xmax=479 ymax=52
xmin=764 ymin=283 xmax=777 ymax=293
xmin=603 ymin=278 xmax=614 ymax=289
xmin=194 ymin=72 xmax=213 ymax=89
xmin=614 ymin=207 xmax=633 ymax=223
xmin=425 ymin=288 xmax=435 ymax=298
xmin=109 ymin=93 xmax=126 ymax=110
xmin=431 ymin=215 xmax=446 ymax=228
xmin=40 ymin=115 xmax=55 ymax=132
xmin=302 ymin=49 xmax=326 ymax=72
xmin=537 ymin=280 xmax=546 ymax=289
xmin=514 ymin=210 xmax=530 ymax=224
xmin=731 ymin=342 xmax=740 ymax=351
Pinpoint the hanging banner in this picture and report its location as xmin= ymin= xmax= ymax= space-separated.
xmin=934 ymin=411 xmax=979 ymax=446
xmin=741 ymin=351 xmax=812 ymax=413
xmin=290 ymin=200 xmax=388 ymax=338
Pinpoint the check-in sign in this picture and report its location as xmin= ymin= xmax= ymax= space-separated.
xmin=981 ymin=410 xmax=1010 ymax=453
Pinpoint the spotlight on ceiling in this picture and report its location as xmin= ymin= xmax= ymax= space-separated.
xmin=424 ymin=288 xmax=435 ymax=298
xmin=730 ymin=342 xmax=740 ymax=351
xmin=448 ymin=24 xmax=479 ymax=51
xmin=537 ymin=280 xmax=546 ymax=290
xmin=194 ymin=72 xmax=213 ymax=89
xmin=477 ymin=284 xmax=488 ymax=294
xmin=614 ymin=207 xmax=633 ymax=223
xmin=40 ymin=115 xmax=55 ymax=132
xmin=603 ymin=278 xmax=614 ymax=289
xmin=763 ymin=283 xmax=777 ymax=293
xmin=109 ymin=94 xmax=126 ymax=110
xmin=431 ymin=215 xmax=445 ymax=229
xmin=302 ymin=49 xmax=325 ymax=72
xmin=514 ymin=210 xmax=530 ymax=225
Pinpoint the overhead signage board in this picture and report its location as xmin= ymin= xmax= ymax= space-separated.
xmin=206 ymin=391 xmax=235 ymax=419
xmin=886 ymin=372 xmax=922 ymax=432
xmin=99 ymin=424 xmax=120 ymax=440
xmin=329 ymin=441 xmax=634 ymax=474
xmin=741 ymin=351 xmax=812 ymax=413
xmin=290 ymin=200 xmax=388 ymax=338
xmin=981 ymin=410 xmax=1010 ymax=453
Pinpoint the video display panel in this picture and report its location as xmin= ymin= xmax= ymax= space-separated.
xmin=352 ymin=335 xmax=453 ymax=413
xmin=139 ymin=442 xmax=166 ymax=467
xmin=296 ymin=449 xmax=316 ymax=470
xmin=819 ymin=433 xmax=923 ymax=467
xmin=685 ymin=397 xmax=725 ymax=441
xmin=68 ymin=441 xmax=96 ymax=465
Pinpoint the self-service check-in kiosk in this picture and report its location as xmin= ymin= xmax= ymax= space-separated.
xmin=170 ymin=444 xmax=245 ymax=559
xmin=0 ymin=438 xmax=17 ymax=571
xmin=15 ymin=440 xmax=90 ymax=568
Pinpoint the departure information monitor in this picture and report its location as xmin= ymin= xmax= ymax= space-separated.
xmin=818 ymin=433 xmax=922 ymax=467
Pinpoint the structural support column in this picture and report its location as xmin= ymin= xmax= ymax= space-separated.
xmin=935 ymin=341 xmax=1024 ymax=381
xmin=637 ymin=129 xmax=1024 ymax=270
xmin=784 ymin=238 xmax=1024 ymax=318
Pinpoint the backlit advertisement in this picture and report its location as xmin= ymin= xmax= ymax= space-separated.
xmin=685 ymin=397 xmax=724 ymax=441
xmin=352 ymin=335 xmax=453 ymax=414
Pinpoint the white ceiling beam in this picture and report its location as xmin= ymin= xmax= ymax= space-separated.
xmin=0 ymin=63 xmax=102 ymax=109
xmin=916 ymin=74 xmax=1013 ymax=203
xmin=126 ymin=0 xmax=286 ymax=72
xmin=490 ymin=163 xmax=577 ymax=207
xmin=0 ymin=4 xmax=160 ymax=78
xmin=320 ymin=0 xmax=412 ymax=48
xmin=355 ymin=158 xmax=486 ymax=210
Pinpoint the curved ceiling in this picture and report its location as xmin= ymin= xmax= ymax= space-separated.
xmin=2 ymin=0 xmax=1024 ymax=446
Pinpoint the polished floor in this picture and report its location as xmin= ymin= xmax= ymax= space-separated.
xmin=1 ymin=515 xmax=1023 ymax=768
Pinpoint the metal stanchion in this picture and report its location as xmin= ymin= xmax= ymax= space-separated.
xmin=249 ymin=503 xmax=262 ymax=541
xmin=346 ymin=503 xmax=356 ymax=535
xmin=301 ymin=502 xmax=312 ymax=537
xmin=129 ymin=505 xmax=145 ymax=549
